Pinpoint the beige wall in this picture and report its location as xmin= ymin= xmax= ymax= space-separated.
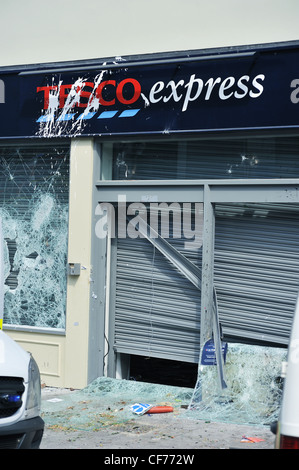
xmin=5 ymin=330 xmax=65 ymax=387
xmin=0 ymin=0 xmax=298 ymax=67
xmin=7 ymin=139 xmax=95 ymax=389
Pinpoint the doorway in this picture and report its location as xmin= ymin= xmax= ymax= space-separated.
xmin=95 ymin=179 xmax=299 ymax=382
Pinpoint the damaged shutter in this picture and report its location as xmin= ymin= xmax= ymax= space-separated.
xmin=114 ymin=202 xmax=299 ymax=361
xmin=113 ymin=204 xmax=203 ymax=363
xmin=112 ymin=136 xmax=299 ymax=357
xmin=215 ymin=203 xmax=299 ymax=346
xmin=113 ymin=136 xmax=299 ymax=181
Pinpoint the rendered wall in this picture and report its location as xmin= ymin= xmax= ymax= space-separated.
xmin=0 ymin=0 xmax=298 ymax=67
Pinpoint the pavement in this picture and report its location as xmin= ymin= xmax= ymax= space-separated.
xmin=39 ymin=385 xmax=276 ymax=450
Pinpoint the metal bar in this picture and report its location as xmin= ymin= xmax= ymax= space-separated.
xmin=200 ymin=185 xmax=214 ymax=347
xmin=212 ymin=288 xmax=227 ymax=389
xmin=96 ymin=179 xmax=299 ymax=203
xmin=201 ymin=184 xmax=227 ymax=390
xmin=96 ymin=178 xmax=299 ymax=187
xmin=96 ymin=184 xmax=204 ymax=203
xmin=132 ymin=218 xmax=202 ymax=290
xmin=18 ymin=52 xmax=256 ymax=76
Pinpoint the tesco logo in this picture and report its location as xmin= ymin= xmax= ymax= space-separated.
xmin=37 ymin=72 xmax=265 ymax=115
xmin=37 ymin=78 xmax=142 ymax=110
xmin=35 ymin=71 xmax=266 ymax=133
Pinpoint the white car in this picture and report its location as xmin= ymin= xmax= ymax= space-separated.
xmin=274 ymin=294 xmax=299 ymax=449
xmin=0 ymin=330 xmax=44 ymax=448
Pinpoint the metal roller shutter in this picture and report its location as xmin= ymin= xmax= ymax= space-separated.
xmin=113 ymin=136 xmax=299 ymax=181
xmin=215 ymin=203 xmax=299 ymax=346
xmin=114 ymin=205 xmax=203 ymax=362
xmin=113 ymin=202 xmax=299 ymax=362
xmin=112 ymin=136 xmax=299 ymax=358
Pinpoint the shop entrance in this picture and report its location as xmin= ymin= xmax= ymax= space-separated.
xmin=95 ymin=179 xmax=299 ymax=384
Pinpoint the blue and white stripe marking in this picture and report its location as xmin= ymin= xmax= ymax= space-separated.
xmin=37 ymin=108 xmax=140 ymax=123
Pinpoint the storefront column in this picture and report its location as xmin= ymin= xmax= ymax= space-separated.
xmin=64 ymin=138 xmax=95 ymax=389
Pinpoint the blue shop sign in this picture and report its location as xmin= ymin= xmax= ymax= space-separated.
xmin=201 ymin=339 xmax=228 ymax=366
xmin=1 ymin=44 xmax=299 ymax=138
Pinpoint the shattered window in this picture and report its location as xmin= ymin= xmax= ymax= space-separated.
xmin=0 ymin=144 xmax=70 ymax=329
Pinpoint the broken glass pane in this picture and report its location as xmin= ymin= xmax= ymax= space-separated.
xmin=42 ymin=377 xmax=193 ymax=430
xmin=41 ymin=340 xmax=286 ymax=430
xmin=189 ymin=342 xmax=287 ymax=425
xmin=0 ymin=145 xmax=70 ymax=328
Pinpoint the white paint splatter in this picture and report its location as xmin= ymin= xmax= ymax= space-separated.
xmin=36 ymin=65 xmax=108 ymax=138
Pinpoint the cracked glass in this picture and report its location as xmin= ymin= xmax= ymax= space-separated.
xmin=0 ymin=144 xmax=70 ymax=329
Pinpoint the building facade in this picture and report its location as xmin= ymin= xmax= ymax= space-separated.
xmin=1 ymin=0 xmax=299 ymax=388
xmin=0 ymin=40 xmax=299 ymax=388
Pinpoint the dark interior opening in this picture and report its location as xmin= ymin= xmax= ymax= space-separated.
xmin=129 ymin=355 xmax=198 ymax=388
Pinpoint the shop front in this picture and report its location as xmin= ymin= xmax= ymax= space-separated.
xmin=1 ymin=42 xmax=299 ymax=388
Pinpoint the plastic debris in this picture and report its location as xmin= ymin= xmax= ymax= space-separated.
xmin=131 ymin=403 xmax=174 ymax=415
xmin=131 ymin=403 xmax=153 ymax=415
xmin=146 ymin=406 xmax=173 ymax=414
xmin=240 ymin=436 xmax=265 ymax=443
